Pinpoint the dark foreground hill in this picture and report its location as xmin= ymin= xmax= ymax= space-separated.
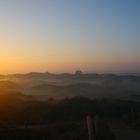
xmin=0 ymin=92 xmax=140 ymax=139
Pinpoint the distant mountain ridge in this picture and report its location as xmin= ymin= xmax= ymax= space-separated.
xmin=1 ymin=72 xmax=140 ymax=80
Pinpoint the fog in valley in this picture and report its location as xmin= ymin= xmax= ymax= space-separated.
xmin=1 ymin=72 xmax=140 ymax=101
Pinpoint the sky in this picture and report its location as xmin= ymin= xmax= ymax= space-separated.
xmin=0 ymin=0 xmax=140 ymax=74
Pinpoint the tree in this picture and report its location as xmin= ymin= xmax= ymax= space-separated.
xmin=75 ymin=70 xmax=83 ymax=75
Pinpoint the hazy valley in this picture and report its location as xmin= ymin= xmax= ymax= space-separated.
xmin=0 ymin=72 xmax=140 ymax=101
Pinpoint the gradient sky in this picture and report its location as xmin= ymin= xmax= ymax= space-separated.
xmin=0 ymin=0 xmax=140 ymax=74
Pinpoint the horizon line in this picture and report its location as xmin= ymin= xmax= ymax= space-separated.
xmin=0 ymin=71 xmax=140 ymax=76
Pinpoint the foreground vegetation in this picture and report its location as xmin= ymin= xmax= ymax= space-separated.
xmin=0 ymin=92 xmax=140 ymax=139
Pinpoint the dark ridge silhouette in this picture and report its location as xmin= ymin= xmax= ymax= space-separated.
xmin=1 ymin=72 xmax=140 ymax=79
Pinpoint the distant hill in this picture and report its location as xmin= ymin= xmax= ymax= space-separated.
xmin=0 ymin=80 xmax=20 ymax=90
xmin=1 ymin=72 xmax=140 ymax=81
xmin=0 ymin=90 xmax=34 ymax=102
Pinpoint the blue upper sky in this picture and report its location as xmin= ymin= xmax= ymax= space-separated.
xmin=0 ymin=0 xmax=140 ymax=73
